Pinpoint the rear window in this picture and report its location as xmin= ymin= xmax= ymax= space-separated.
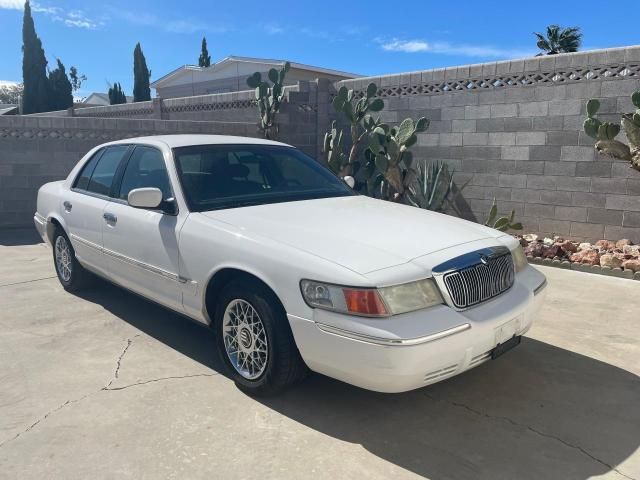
xmin=74 ymin=150 xmax=103 ymax=190
xmin=86 ymin=146 xmax=129 ymax=196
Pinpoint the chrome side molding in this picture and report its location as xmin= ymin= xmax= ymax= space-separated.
xmin=316 ymin=322 xmax=471 ymax=347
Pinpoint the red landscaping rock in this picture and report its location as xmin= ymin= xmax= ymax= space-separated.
xmin=543 ymin=244 xmax=563 ymax=258
xmin=616 ymin=239 xmax=633 ymax=249
xmin=622 ymin=259 xmax=640 ymax=273
xmin=595 ymin=240 xmax=616 ymax=251
xmin=570 ymin=249 xmax=600 ymax=265
xmin=524 ymin=242 xmax=544 ymax=257
xmin=600 ymin=253 xmax=623 ymax=268
xmin=560 ymin=240 xmax=577 ymax=254
xmin=623 ymin=245 xmax=640 ymax=258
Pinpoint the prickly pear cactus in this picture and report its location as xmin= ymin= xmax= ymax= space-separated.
xmin=367 ymin=117 xmax=430 ymax=201
xmin=323 ymin=121 xmax=348 ymax=175
xmin=246 ymin=62 xmax=291 ymax=139
xmin=485 ymin=198 xmax=523 ymax=232
xmin=584 ymin=91 xmax=640 ymax=172
xmin=323 ymin=82 xmax=384 ymax=177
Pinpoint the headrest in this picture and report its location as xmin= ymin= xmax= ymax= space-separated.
xmin=226 ymin=163 xmax=250 ymax=178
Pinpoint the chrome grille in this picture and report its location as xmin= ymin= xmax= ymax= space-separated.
xmin=442 ymin=251 xmax=514 ymax=309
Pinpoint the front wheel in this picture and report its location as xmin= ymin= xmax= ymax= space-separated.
xmin=52 ymin=229 xmax=94 ymax=291
xmin=214 ymin=279 xmax=307 ymax=395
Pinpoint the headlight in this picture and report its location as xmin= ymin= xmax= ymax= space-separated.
xmin=300 ymin=278 xmax=443 ymax=317
xmin=511 ymin=245 xmax=528 ymax=272
xmin=378 ymin=279 xmax=443 ymax=314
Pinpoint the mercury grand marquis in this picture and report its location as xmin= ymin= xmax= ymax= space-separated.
xmin=34 ymin=134 xmax=547 ymax=394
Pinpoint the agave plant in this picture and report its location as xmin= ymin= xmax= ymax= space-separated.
xmin=485 ymin=198 xmax=523 ymax=232
xmin=405 ymin=160 xmax=467 ymax=212
xmin=583 ymin=92 xmax=640 ymax=172
xmin=534 ymin=25 xmax=582 ymax=56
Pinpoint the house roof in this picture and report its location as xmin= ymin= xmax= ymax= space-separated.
xmin=150 ymin=55 xmax=361 ymax=88
xmin=0 ymin=104 xmax=18 ymax=115
xmin=83 ymin=92 xmax=134 ymax=104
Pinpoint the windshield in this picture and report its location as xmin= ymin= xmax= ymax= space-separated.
xmin=172 ymin=144 xmax=355 ymax=211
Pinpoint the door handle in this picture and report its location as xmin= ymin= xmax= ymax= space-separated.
xmin=63 ymin=201 xmax=72 ymax=212
xmin=103 ymin=212 xmax=117 ymax=224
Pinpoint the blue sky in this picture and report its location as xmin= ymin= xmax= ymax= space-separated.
xmin=1 ymin=0 xmax=638 ymax=98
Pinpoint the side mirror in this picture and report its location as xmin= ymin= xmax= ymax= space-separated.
xmin=343 ymin=175 xmax=355 ymax=188
xmin=128 ymin=187 xmax=163 ymax=209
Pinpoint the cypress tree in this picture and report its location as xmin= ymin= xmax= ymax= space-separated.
xmin=22 ymin=0 xmax=50 ymax=113
xmin=47 ymin=59 xmax=73 ymax=110
xmin=133 ymin=43 xmax=151 ymax=102
xmin=108 ymin=82 xmax=127 ymax=105
xmin=198 ymin=37 xmax=211 ymax=67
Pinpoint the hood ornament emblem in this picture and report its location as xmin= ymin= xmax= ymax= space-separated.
xmin=479 ymin=254 xmax=489 ymax=265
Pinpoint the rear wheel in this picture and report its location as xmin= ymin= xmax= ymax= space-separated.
xmin=214 ymin=279 xmax=307 ymax=395
xmin=52 ymin=228 xmax=94 ymax=291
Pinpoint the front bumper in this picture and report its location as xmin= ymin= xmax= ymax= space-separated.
xmin=288 ymin=265 xmax=547 ymax=393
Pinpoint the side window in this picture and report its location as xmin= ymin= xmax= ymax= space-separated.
xmin=73 ymin=150 xmax=103 ymax=190
xmin=118 ymin=146 xmax=171 ymax=200
xmin=87 ymin=146 xmax=129 ymax=196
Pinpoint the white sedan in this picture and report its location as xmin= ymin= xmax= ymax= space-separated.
xmin=35 ymin=135 xmax=547 ymax=394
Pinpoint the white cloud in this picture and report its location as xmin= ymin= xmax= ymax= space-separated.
xmin=58 ymin=9 xmax=99 ymax=29
xmin=265 ymin=24 xmax=283 ymax=35
xmin=32 ymin=3 xmax=60 ymax=15
xmin=378 ymin=37 xmax=533 ymax=59
xmin=0 ymin=80 xmax=19 ymax=87
xmin=428 ymin=41 xmax=533 ymax=58
xmin=0 ymin=0 xmax=22 ymax=9
xmin=115 ymin=9 xmax=227 ymax=34
xmin=63 ymin=17 xmax=95 ymax=28
xmin=0 ymin=1 xmax=102 ymax=29
xmin=381 ymin=39 xmax=429 ymax=53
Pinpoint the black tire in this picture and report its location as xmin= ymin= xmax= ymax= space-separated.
xmin=214 ymin=278 xmax=307 ymax=396
xmin=52 ymin=228 xmax=94 ymax=292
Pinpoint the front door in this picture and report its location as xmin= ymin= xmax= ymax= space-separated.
xmin=101 ymin=145 xmax=186 ymax=310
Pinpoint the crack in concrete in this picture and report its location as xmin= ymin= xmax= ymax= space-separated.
xmin=0 ymin=276 xmax=56 ymax=288
xmin=102 ymin=373 xmax=218 ymax=391
xmin=0 ymin=334 xmax=218 ymax=449
xmin=0 ymin=394 xmax=91 ymax=448
xmin=105 ymin=335 xmax=140 ymax=388
xmin=424 ymin=393 xmax=635 ymax=480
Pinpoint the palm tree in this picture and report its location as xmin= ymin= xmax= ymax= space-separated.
xmin=534 ymin=25 xmax=582 ymax=56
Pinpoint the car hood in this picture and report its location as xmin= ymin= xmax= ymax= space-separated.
xmin=200 ymin=195 xmax=503 ymax=275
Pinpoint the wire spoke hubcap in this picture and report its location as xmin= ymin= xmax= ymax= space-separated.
xmin=222 ymin=299 xmax=269 ymax=380
xmin=54 ymin=236 xmax=72 ymax=282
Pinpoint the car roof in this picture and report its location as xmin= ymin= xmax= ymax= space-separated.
xmin=103 ymin=134 xmax=292 ymax=149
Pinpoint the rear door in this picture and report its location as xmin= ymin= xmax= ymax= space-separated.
xmin=64 ymin=145 xmax=130 ymax=275
xmin=101 ymin=145 xmax=186 ymax=310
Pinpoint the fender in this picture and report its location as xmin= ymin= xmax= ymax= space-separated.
xmin=199 ymin=262 xmax=287 ymax=324
xmin=45 ymin=212 xmax=68 ymax=245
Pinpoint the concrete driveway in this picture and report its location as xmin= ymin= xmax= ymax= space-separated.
xmin=1 ymin=229 xmax=639 ymax=480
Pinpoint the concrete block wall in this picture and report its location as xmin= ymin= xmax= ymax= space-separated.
xmin=0 ymin=116 xmax=255 ymax=228
xmin=8 ymin=46 xmax=640 ymax=242
xmin=59 ymin=82 xmax=322 ymax=158
xmin=336 ymin=45 xmax=640 ymax=242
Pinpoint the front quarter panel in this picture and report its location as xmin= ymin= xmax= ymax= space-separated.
xmin=179 ymin=212 xmax=372 ymax=324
